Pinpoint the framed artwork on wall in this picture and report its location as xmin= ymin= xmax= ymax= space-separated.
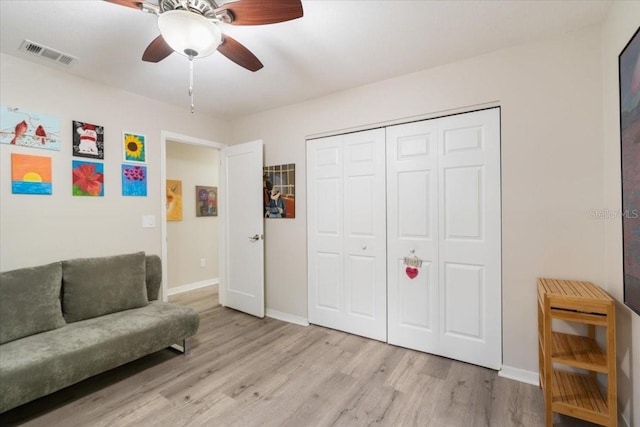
xmin=122 ymin=164 xmax=147 ymax=197
xmin=0 ymin=106 xmax=61 ymax=151
xmin=72 ymin=160 xmax=104 ymax=197
xmin=73 ymin=120 xmax=104 ymax=159
xmin=263 ymin=163 xmax=295 ymax=218
xmin=196 ymin=186 xmax=217 ymax=217
xmin=620 ymin=26 xmax=640 ymax=315
xmin=123 ymin=132 xmax=146 ymax=163
xmin=11 ymin=153 xmax=52 ymax=195
xmin=166 ymin=179 xmax=183 ymax=221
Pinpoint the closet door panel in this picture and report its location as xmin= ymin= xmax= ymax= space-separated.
xmin=438 ymin=108 xmax=501 ymax=370
xmin=342 ymin=129 xmax=387 ymax=341
xmin=307 ymin=136 xmax=345 ymax=329
xmin=386 ymin=121 xmax=439 ymax=352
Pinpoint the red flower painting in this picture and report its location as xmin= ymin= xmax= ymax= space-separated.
xmin=72 ymin=161 xmax=104 ymax=196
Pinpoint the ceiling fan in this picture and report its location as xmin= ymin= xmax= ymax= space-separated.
xmin=105 ymin=0 xmax=303 ymax=71
xmin=104 ymin=0 xmax=303 ymax=111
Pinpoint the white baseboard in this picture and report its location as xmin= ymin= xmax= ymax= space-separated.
xmin=266 ymin=309 xmax=309 ymax=326
xmin=167 ymin=279 xmax=219 ymax=296
xmin=498 ymin=365 xmax=539 ymax=386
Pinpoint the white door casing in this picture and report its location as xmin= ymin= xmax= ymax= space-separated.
xmin=220 ymin=140 xmax=265 ymax=318
xmin=307 ymin=129 xmax=387 ymax=341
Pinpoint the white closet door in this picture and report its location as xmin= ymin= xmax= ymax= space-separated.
xmin=386 ymin=120 xmax=440 ymax=352
xmin=437 ymin=108 xmax=501 ymax=369
xmin=307 ymin=129 xmax=387 ymax=341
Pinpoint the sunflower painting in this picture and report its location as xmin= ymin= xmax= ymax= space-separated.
xmin=72 ymin=160 xmax=104 ymax=197
xmin=123 ymin=132 xmax=146 ymax=163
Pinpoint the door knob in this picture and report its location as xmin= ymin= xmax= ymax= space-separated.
xmin=362 ymin=244 xmax=367 ymax=250
xmin=248 ymin=234 xmax=259 ymax=242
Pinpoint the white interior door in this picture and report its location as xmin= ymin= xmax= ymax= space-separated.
xmin=307 ymin=129 xmax=387 ymax=341
xmin=438 ymin=108 xmax=501 ymax=369
xmin=386 ymin=119 xmax=440 ymax=353
xmin=220 ymin=140 xmax=264 ymax=318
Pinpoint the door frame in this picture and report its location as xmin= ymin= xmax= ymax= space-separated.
xmin=160 ymin=130 xmax=226 ymax=302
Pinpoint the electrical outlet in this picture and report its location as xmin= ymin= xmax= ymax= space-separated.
xmin=200 ymin=258 xmax=206 ymax=268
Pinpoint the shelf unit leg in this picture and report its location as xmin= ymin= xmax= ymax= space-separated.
xmin=543 ymin=296 xmax=553 ymax=427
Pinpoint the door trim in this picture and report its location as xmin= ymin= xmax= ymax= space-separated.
xmin=160 ymin=131 xmax=226 ymax=302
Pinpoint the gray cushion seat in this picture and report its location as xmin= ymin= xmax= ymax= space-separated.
xmin=0 ymin=302 xmax=198 ymax=413
xmin=0 ymin=253 xmax=199 ymax=413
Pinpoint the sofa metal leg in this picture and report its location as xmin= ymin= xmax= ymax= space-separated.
xmin=170 ymin=338 xmax=191 ymax=355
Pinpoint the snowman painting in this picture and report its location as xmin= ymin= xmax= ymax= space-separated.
xmin=72 ymin=120 xmax=104 ymax=159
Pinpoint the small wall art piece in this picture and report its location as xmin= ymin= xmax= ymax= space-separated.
xmin=73 ymin=120 xmax=104 ymax=159
xmin=72 ymin=160 xmax=104 ymax=197
xmin=263 ymin=164 xmax=295 ymax=218
xmin=123 ymin=132 xmax=146 ymax=163
xmin=122 ymin=164 xmax=147 ymax=197
xmin=0 ymin=106 xmax=61 ymax=151
xmin=620 ymin=26 xmax=640 ymax=315
xmin=11 ymin=153 xmax=52 ymax=195
xmin=196 ymin=186 xmax=217 ymax=217
xmin=166 ymin=179 xmax=183 ymax=221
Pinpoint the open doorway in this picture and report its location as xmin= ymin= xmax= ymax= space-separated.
xmin=160 ymin=131 xmax=225 ymax=314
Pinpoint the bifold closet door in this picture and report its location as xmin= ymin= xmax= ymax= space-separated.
xmin=387 ymin=108 xmax=502 ymax=370
xmin=307 ymin=129 xmax=387 ymax=341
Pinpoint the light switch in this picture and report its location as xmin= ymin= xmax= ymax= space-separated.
xmin=142 ymin=215 xmax=155 ymax=228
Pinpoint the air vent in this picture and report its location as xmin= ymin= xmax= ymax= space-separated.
xmin=19 ymin=40 xmax=78 ymax=66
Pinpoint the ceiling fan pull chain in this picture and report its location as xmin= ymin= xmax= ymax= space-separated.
xmin=189 ymin=56 xmax=195 ymax=113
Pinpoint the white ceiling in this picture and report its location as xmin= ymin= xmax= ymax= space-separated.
xmin=0 ymin=0 xmax=612 ymax=120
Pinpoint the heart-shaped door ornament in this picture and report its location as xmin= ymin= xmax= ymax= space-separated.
xmin=406 ymin=267 xmax=418 ymax=279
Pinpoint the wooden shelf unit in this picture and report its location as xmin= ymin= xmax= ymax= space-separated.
xmin=537 ymin=278 xmax=617 ymax=427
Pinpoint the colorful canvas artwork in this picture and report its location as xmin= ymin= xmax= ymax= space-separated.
xmin=122 ymin=165 xmax=147 ymax=197
xmin=263 ymin=164 xmax=295 ymax=218
xmin=123 ymin=132 xmax=146 ymax=163
xmin=0 ymin=106 xmax=61 ymax=151
xmin=620 ymin=26 xmax=640 ymax=315
xmin=166 ymin=179 xmax=183 ymax=221
xmin=72 ymin=160 xmax=104 ymax=197
xmin=11 ymin=153 xmax=52 ymax=195
xmin=196 ymin=186 xmax=217 ymax=217
xmin=73 ymin=120 xmax=104 ymax=159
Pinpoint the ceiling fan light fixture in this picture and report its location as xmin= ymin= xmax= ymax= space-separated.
xmin=157 ymin=9 xmax=221 ymax=58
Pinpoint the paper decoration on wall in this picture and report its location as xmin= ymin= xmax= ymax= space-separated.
xmin=122 ymin=165 xmax=147 ymax=197
xmin=11 ymin=153 xmax=52 ymax=195
xmin=263 ymin=163 xmax=295 ymax=218
xmin=166 ymin=179 xmax=183 ymax=221
xmin=0 ymin=106 xmax=61 ymax=150
xmin=72 ymin=160 xmax=104 ymax=197
xmin=123 ymin=132 xmax=146 ymax=163
xmin=73 ymin=120 xmax=104 ymax=159
xmin=196 ymin=186 xmax=217 ymax=217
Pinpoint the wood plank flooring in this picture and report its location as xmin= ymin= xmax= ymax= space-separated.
xmin=0 ymin=289 xmax=599 ymax=427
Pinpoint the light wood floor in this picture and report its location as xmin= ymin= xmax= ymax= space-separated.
xmin=0 ymin=288 xmax=598 ymax=427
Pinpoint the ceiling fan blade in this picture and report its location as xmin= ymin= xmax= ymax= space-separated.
xmin=216 ymin=0 xmax=303 ymax=26
xmin=103 ymin=0 xmax=141 ymax=10
xmin=217 ymin=35 xmax=263 ymax=72
xmin=142 ymin=35 xmax=174 ymax=63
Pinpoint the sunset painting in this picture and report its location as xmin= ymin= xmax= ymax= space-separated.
xmin=11 ymin=153 xmax=52 ymax=195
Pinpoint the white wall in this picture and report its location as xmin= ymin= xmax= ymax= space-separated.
xmin=0 ymin=54 xmax=229 ymax=271
xmin=602 ymin=2 xmax=640 ymax=425
xmin=230 ymin=26 xmax=605 ymax=379
xmin=166 ymin=141 xmax=219 ymax=290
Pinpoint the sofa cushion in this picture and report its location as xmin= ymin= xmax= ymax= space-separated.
xmin=62 ymin=252 xmax=148 ymax=323
xmin=0 ymin=262 xmax=66 ymax=345
xmin=0 ymin=301 xmax=199 ymax=413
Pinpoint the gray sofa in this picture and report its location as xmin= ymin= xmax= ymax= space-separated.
xmin=0 ymin=252 xmax=199 ymax=413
